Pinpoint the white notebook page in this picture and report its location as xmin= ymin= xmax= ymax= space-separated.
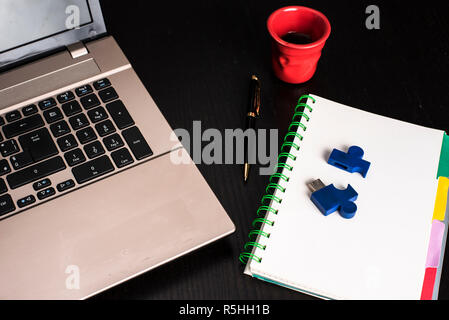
xmin=246 ymin=95 xmax=443 ymax=299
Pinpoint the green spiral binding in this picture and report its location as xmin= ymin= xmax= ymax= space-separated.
xmin=248 ymin=229 xmax=271 ymax=240
xmin=288 ymin=121 xmax=307 ymax=132
xmin=261 ymin=194 xmax=283 ymax=204
xmin=292 ymin=112 xmax=310 ymax=122
xmin=284 ymin=132 xmax=304 ymax=141
xmin=266 ymin=183 xmax=286 ymax=193
xmin=277 ymin=153 xmax=297 ymax=164
xmin=239 ymin=252 xmax=262 ymax=264
xmin=275 ymin=163 xmax=293 ymax=172
xmin=239 ymin=95 xmax=315 ymax=264
xmin=281 ymin=141 xmax=299 ymax=152
xmin=257 ymin=206 xmax=278 ymax=216
xmin=269 ymin=173 xmax=289 ymax=183
xmin=244 ymin=242 xmax=267 ymax=251
xmin=252 ymin=218 xmax=275 ymax=228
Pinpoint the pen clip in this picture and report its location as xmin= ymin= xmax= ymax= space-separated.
xmin=252 ymin=75 xmax=261 ymax=117
xmin=255 ymin=84 xmax=261 ymax=117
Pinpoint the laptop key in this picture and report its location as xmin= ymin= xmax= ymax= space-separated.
xmin=0 ymin=140 xmax=19 ymax=157
xmin=57 ymin=179 xmax=75 ymax=192
xmin=36 ymin=187 xmax=56 ymax=200
xmin=103 ymin=133 xmax=124 ymax=151
xmin=122 ymin=127 xmax=153 ymax=160
xmin=0 ymin=194 xmax=15 ymax=216
xmin=87 ymin=106 xmax=108 ymax=123
xmin=50 ymin=120 xmax=70 ymax=138
xmin=38 ymin=98 xmax=57 ymax=110
xmin=106 ymin=100 xmax=135 ymax=129
xmin=10 ymin=151 xmax=33 ymax=170
xmin=17 ymin=195 xmax=36 ymax=208
xmin=111 ymin=148 xmax=134 ymax=168
xmin=0 ymin=179 xmax=7 ymax=194
xmin=62 ymin=100 xmax=82 ymax=117
xmin=84 ymin=141 xmax=105 ymax=159
xmin=5 ymin=110 xmax=22 ymax=123
xmin=98 ymin=87 xmax=118 ymax=103
xmin=0 ymin=116 xmax=4 ymax=126
xmin=56 ymin=179 xmax=75 ymax=192
xmin=43 ymin=107 xmax=63 ymax=124
xmin=80 ymin=94 xmax=100 ymax=110
xmin=6 ymin=156 xmax=66 ymax=190
xmin=64 ymin=148 xmax=86 ymax=167
xmin=0 ymin=160 xmax=11 ymax=176
xmin=19 ymin=128 xmax=58 ymax=162
xmin=57 ymin=91 xmax=75 ymax=104
xmin=3 ymin=114 xmax=45 ymax=139
xmin=72 ymin=155 xmax=114 ymax=184
xmin=76 ymin=127 xmax=97 ymax=144
xmin=22 ymin=104 xmax=38 ymax=116
xmin=33 ymin=178 xmax=51 ymax=191
xmin=69 ymin=114 xmax=89 ymax=131
xmin=57 ymin=134 xmax=78 ymax=152
xmin=95 ymin=120 xmax=116 ymax=137
xmin=75 ymin=84 xmax=93 ymax=97
xmin=93 ymin=78 xmax=111 ymax=90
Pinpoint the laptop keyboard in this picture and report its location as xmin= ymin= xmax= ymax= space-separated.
xmin=0 ymin=78 xmax=153 ymax=218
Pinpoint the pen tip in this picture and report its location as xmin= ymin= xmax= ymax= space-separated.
xmin=244 ymin=163 xmax=250 ymax=183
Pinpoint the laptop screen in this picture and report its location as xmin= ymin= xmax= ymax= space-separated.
xmin=0 ymin=0 xmax=106 ymax=70
xmin=0 ymin=0 xmax=93 ymax=53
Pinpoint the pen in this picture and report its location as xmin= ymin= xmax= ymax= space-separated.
xmin=244 ymin=75 xmax=261 ymax=182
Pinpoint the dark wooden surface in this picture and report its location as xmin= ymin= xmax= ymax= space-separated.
xmin=95 ymin=0 xmax=449 ymax=299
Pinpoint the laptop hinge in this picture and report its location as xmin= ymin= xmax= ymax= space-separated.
xmin=67 ymin=41 xmax=89 ymax=59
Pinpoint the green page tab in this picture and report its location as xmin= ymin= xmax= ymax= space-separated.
xmin=437 ymin=133 xmax=449 ymax=179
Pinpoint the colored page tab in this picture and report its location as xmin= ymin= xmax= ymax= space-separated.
xmin=426 ymin=220 xmax=445 ymax=268
xmin=421 ymin=268 xmax=437 ymax=300
xmin=437 ymin=133 xmax=449 ymax=179
xmin=433 ymin=177 xmax=449 ymax=221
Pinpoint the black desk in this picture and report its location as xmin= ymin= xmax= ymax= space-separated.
xmin=96 ymin=0 xmax=449 ymax=299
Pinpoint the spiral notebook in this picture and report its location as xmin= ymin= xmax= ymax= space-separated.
xmin=241 ymin=94 xmax=449 ymax=300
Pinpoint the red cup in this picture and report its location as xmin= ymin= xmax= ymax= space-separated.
xmin=267 ymin=6 xmax=331 ymax=84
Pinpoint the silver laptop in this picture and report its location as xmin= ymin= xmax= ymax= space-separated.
xmin=0 ymin=0 xmax=234 ymax=299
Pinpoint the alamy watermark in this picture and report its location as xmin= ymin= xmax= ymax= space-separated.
xmin=65 ymin=265 xmax=80 ymax=290
xmin=65 ymin=5 xmax=81 ymax=30
xmin=365 ymin=5 xmax=380 ymax=30
xmin=170 ymin=121 xmax=279 ymax=176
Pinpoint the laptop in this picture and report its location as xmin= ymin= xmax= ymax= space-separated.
xmin=0 ymin=0 xmax=234 ymax=299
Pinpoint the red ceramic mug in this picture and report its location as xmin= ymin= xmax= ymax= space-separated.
xmin=267 ymin=6 xmax=331 ymax=84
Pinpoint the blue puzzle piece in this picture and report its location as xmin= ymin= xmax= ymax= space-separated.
xmin=310 ymin=184 xmax=358 ymax=219
xmin=328 ymin=146 xmax=371 ymax=178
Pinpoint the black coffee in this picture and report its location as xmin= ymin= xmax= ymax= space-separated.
xmin=281 ymin=31 xmax=313 ymax=45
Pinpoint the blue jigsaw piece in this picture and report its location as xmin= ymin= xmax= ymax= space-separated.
xmin=308 ymin=180 xmax=358 ymax=219
xmin=328 ymin=146 xmax=371 ymax=178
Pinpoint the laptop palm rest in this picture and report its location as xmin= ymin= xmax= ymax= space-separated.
xmin=0 ymin=149 xmax=234 ymax=299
